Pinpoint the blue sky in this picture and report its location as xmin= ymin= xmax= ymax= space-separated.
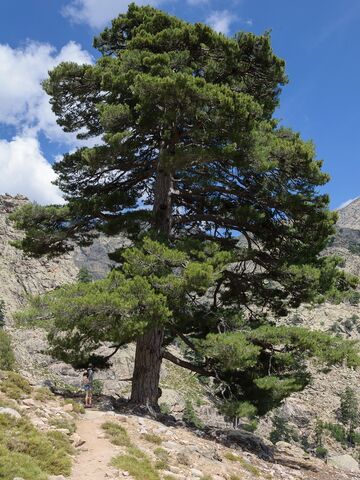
xmin=0 ymin=0 xmax=358 ymax=209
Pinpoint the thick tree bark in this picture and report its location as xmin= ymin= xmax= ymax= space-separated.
xmin=130 ymin=327 xmax=165 ymax=406
xmin=130 ymin=162 xmax=173 ymax=406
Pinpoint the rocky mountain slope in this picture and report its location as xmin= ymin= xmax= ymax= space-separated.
xmin=3 ymin=194 xmax=360 ymax=475
xmin=0 ymin=195 xmax=222 ymax=425
xmin=1 ymin=369 xmax=360 ymax=480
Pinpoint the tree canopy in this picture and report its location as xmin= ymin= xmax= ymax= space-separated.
xmin=11 ymin=4 xmax=359 ymax=411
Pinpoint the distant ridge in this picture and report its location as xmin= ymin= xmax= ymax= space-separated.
xmin=336 ymin=196 xmax=360 ymax=229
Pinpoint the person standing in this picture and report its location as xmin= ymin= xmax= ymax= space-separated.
xmin=82 ymin=364 xmax=95 ymax=407
xmin=86 ymin=363 xmax=95 ymax=408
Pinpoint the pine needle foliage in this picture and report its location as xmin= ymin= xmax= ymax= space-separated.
xmin=10 ymin=4 xmax=360 ymax=411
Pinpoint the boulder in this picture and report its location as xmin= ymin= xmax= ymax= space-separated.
xmin=63 ymin=403 xmax=73 ymax=412
xmin=327 ymin=454 xmax=359 ymax=472
xmin=0 ymin=407 xmax=21 ymax=419
xmin=274 ymin=441 xmax=322 ymax=472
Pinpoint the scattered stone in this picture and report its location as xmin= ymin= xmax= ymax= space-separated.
xmin=22 ymin=398 xmax=36 ymax=407
xmin=70 ymin=433 xmax=85 ymax=447
xmin=169 ymin=465 xmax=182 ymax=474
xmin=190 ymin=468 xmax=203 ymax=477
xmin=327 ymin=454 xmax=360 ymax=472
xmin=163 ymin=440 xmax=179 ymax=450
xmin=63 ymin=403 xmax=73 ymax=412
xmin=162 ymin=472 xmax=186 ymax=480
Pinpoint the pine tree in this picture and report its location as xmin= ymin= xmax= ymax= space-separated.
xmin=0 ymin=299 xmax=5 ymax=328
xmin=11 ymin=4 xmax=359 ymax=409
xmin=339 ymin=387 xmax=359 ymax=441
xmin=77 ymin=266 xmax=93 ymax=283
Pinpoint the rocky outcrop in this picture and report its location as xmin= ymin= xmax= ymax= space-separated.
xmin=328 ymin=454 xmax=360 ymax=473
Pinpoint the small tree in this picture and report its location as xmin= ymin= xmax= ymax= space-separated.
xmin=339 ymin=387 xmax=359 ymax=442
xmin=0 ymin=331 xmax=15 ymax=370
xmin=0 ymin=299 xmax=5 ymax=328
xmin=76 ymin=266 xmax=93 ymax=284
xmin=269 ymin=414 xmax=299 ymax=444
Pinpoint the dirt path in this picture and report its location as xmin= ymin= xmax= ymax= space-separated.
xmin=70 ymin=409 xmax=119 ymax=480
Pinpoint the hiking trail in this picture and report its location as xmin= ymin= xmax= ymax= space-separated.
xmin=70 ymin=409 xmax=119 ymax=480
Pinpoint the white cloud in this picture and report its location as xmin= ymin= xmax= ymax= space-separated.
xmin=206 ymin=10 xmax=236 ymax=35
xmin=0 ymin=40 xmax=93 ymax=204
xmin=0 ymin=41 xmax=92 ymax=144
xmin=0 ymin=136 xmax=63 ymax=204
xmin=187 ymin=0 xmax=209 ymax=5
xmin=63 ymin=0 xmax=162 ymax=29
xmin=336 ymin=197 xmax=359 ymax=210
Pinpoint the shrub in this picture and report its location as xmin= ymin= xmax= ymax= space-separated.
xmin=49 ymin=416 xmax=76 ymax=434
xmin=154 ymin=447 xmax=169 ymax=470
xmin=323 ymin=422 xmax=346 ymax=443
xmin=0 ymin=413 xmax=72 ymax=478
xmin=315 ymin=446 xmax=328 ymax=458
xmin=0 ymin=372 xmax=31 ymax=399
xmin=269 ymin=414 xmax=299 ymax=444
xmin=182 ymin=399 xmax=204 ymax=429
xmin=0 ymin=331 xmax=15 ymax=370
xmin=141 ymin=433 xmax=162 ymax=445
xmin=64 ymin=399 xmax=85 ymax=414
xmin=0 ymin=299 xmax=5 ymax=328
xmin=348 ymin=291 xmax=360 ymax=306
xmin=224 ymin=452 xmax=260 ymax=476
xmin=339 ymin=387 xmax=359 ymax=431
xmin=159 ymin=402 xmax=171 ymax=415
xmin=112 ymin=453 xmax=160 ymax=480
xmin=92 ymin=379 xmax=103 ymax=396
xmin=102 ymin=421 xmax=132 ymax=447
xmin=33 ymin=387 xmax=54 ymax=402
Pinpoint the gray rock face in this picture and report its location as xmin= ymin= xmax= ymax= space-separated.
xmin=0 ymin=194 xmax=78 ymax=318
xmin=327 ymin=454 xmax=360 ymax=472
xmin=337 ymin=197 xmax=360 ymax=229
xmin=0 ymin=194 xmax=127 ymax=320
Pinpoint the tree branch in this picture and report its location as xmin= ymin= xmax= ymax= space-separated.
xmin=162 ymin=350 xmax=212 ymax=377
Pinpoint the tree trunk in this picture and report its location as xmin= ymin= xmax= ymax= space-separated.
xmin=130 ymin=327 xmax=165 ymax=406
xmin=130 ymin=163 xmax=172 ymax=406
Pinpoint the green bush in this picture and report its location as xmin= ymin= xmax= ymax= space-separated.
xmin=92 ymin=378 xmax=103 ymax=395
xmin=159 ymin=402 xmax=171 ymax=415
xmin=49 ymin=416 xmax=76 ymax=434
xmin=33 ymin=387 xmax=54 ymax=402
xmin=102 ymin=421 xmax=132 ymax=447
xmin=154 ymin=447 xmax=170 ymax=470
xmin=269 ymin=414 xmax=299 ymax=444
xmin=0 ymin=413 xmax=73 ymax=479
xmin=112 ymin=453 xmax=160 ymax=480
xmin=64 ymin=398 xmax=85 ymax=414
xmin=0 ymin=299 xmax=5 ymax=328
xmin=224 ymin=452 xmax=260 ymax=476
xmin=315 ymin=446 xmax=328 ymax=458
xmin=141 ymin=432 xmax=162 ymax=445
xmin=323 ymin=422 xmax=346 ymax=443
xmin=182 ymin=399 xmax=204 ymax=429
xmin=0 ymin=372 xmax=32 ymax=399
xmin=0 ymin=331 xmax=15 ymax=370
